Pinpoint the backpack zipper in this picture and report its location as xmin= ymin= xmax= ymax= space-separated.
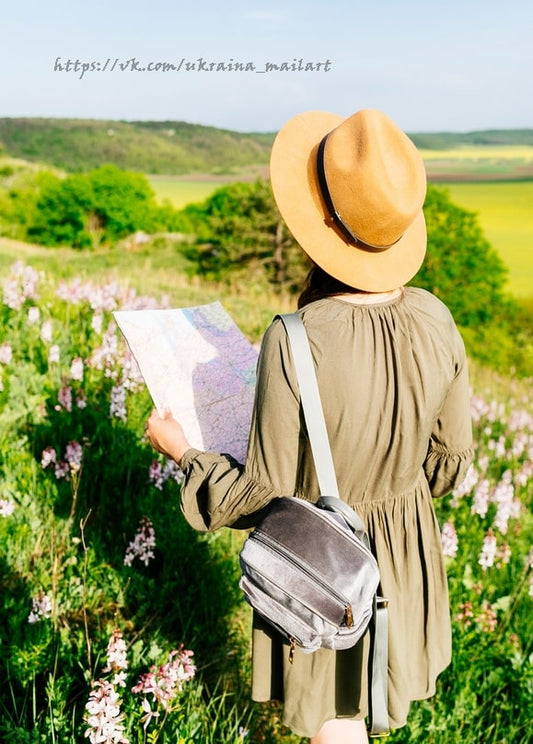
xmin=252 ymin=529 xmax=355 ymax=628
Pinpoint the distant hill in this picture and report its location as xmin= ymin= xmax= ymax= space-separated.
xmin=0 ymin=118 xmax=274 ymax=175
xmin=0 ymin=117 xmax=532 ymax=175
xmin=409 ymin=129 xmax=533 ymax=149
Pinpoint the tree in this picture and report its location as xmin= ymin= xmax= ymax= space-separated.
xmin=27 ymin=165 xmax=176 ymax=249
xmin=413 ymin=185 xmax=509 ymax=326
xmin=182 ymin=179 xmax=310 ymax=293
xmin=182 ymin=180 xmax=510 ymax=320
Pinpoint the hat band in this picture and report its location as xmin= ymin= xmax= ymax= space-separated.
xmin=316 ymin=134 xmax=402 ymax=252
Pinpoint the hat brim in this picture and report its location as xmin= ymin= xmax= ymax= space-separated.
xmin=269 ymin=111 xmax=427 ymax=292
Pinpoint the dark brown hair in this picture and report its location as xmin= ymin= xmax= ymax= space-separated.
xmin=297 ymin=264 xmax=365 ymax=308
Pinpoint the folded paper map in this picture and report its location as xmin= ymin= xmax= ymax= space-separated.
xmin=113 ymin=302 xmax=259 ymax=464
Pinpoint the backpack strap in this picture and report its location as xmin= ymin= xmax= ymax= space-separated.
xmin=278 ymin=312 xmax=390 ymax=738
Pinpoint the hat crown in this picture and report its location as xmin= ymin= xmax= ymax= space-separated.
xmin=324 ymin=110 xmax=426 ymax=247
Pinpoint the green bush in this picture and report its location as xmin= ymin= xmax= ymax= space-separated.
xmin=25 ymin=165 xmax=181 ymax=249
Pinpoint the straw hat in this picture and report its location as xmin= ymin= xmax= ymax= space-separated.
xmin=269 ymin=109 xmax=427 ymax=291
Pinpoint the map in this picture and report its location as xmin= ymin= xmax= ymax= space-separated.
xmin=113 ymin=302 xmax=259 ymax=464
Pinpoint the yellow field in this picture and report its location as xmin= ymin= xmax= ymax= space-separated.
xmin=438 ymin=182 xmax=533 ymax=299
xmin=420 ymin=145 xmax=533 ymax=161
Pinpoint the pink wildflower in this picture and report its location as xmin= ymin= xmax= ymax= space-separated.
xmin=84 ymin=679 xmax=129 ymax=744
xmin=54 ymin=461 xmax=70 ymax=480
xmin=441 ymin=521 xmax=458 ymax=558
xmin=91 ymin=313 xmax=103 ymax=335
xmin=148 ymin=461 xmax=164 ymax=490
xmin=471 ymin=479 xmax=490 ymax=518
xmin=57 ymin=385 xmax=73 ymax=412
xmin=0 ymin=343 xmax=12 ymax=365
xmin=103 ymin=629 xmax=129 ymax=688
xmin=70 ymin=357 xmax=84 ymax=381
xmin=48 ymin=344 xmax=60 ymax=364
xmin=110 ymin=384 xmax=127 ymax=422
xmin=41 ymin=320 xmax=53 ymax=343
xmin=41 ymin=446 xmax=57 ymax=468
xmin=28 ymin=306 xmax=40 ymax=324
xmin=495 ymin=542 xmax=511 ymax=567
xmin=479 ymin=530 xmax=497 ymax=571
xmin=65 ymin=441 xmax=83 ymax=472
xmin=28 ymin=590 xmax=52 ymax=623
xmin=452 ymin=463 xmax=478 ymax=500
xmin=455 ymin=601 xmax=474 ymax=627
xmin=76 ymin=392 xmax=88 ymax=409
xmin=132 ymin=647 xmax=196 ymax=725
xmin=477 ymin=601 xmax=497 ymax=632
xmin=124 ymin=517 xmax=156 ymax=567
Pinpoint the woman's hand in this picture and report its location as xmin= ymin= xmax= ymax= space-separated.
xmin=145 ymin=409 xmax=192 ymax=466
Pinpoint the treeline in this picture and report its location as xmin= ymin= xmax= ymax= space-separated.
xmin=1 ymin=117 xmax=532 ymax=174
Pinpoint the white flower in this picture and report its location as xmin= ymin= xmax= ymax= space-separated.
xmin=41 ymin=320 xmax=53 ymax=343
xmin=70 ymin=357 xmax=84 ymax=381
xmin=441 ymin=521 xmax=458 ymax=558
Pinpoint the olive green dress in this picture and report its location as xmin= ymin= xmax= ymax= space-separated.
xmin=178 ymin=287 xmax=474 ymax=737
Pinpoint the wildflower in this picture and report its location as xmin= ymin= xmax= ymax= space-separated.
xmin=28 ymin=306 xmax=40 ymax=324
xmin=0 ymin=343 xmax=12 ymax=365
xmin=441 ymin=521 xmax=458 ymax=558
xmin=3 ymin=262 xmax=40 ymax=309
xmin=124 ymin=517 xmax=156 ymax=567
xmin=238 ymin=727 xmax=250 ymax=740
xmin=455 ymin=601 xmax=474 ymax=627
xmin=91 ymin=313 xmax=103 ymax=335
xmin=0 ymin=499 xmax=15 ymax=517
xmin=478 ymin=530 xmax=497 ymax=571
xmin=84 ymin=679 xmax=129 ymax=744
xmin=70 ymin=356 xmax=84 ymax=381
xmin=103 ymin=629 xmax=129 ymax=688
xmin=110 ymin=384 xmax=127 ymax=422
xmin=452 ymin=463 xmax=478 ymax=500
xmin=41 ymin=320 xmax=53 ymax=343
xmin=477 ymin=601 xmax=497 ymax=632
xmin=471 ymin=479 xmax=490 ymax=518
xmin=491 ymin=473 xmax=520 ymax=535
xmin=57 ymin=385 xmax=73 ymax=412
xmin=54 ymin=461 xmax=70 ymax=480
xmin=76 ymin=392 xmax=88 ymax=409
xmin=495 ymin=542 xmax=511 ymax=567
xmin=28 ymin=590 xmax=52 ymax=623
xmin=65 ymin=441 xmax=83 ymax=472
xmin=148 ymin=461 xmax=164 ymax=490
xmin=48 ymin=344 xmax=60 ymax=364
xmin=41 ymin=446 xmax=57 ymax=468
xmin=132 ymin=647 xmax=196 ymax=717
xmin=148 ymin=459 xmax=183 ymax=490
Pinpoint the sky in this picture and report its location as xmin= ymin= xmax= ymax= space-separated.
xmin=1 ymin=0 xmax=532 ymax=134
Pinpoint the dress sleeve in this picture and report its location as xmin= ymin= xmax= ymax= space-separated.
xmin=423 ymin=329 xmax=474 ymax=498
xmin=178 ymin=318 xmax=301 ymax=531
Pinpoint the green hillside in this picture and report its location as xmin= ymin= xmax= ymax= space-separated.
xmin=1 ymin=117 xmax=532 ymax=176
xmin=0 ymin=118 xmax=274 ymax=175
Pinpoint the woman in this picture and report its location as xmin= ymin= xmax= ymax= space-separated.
xmin=146 ymin=109 xmax=474 ymax=743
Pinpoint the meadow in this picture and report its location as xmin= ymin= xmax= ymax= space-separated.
xmin=1 ymin=137 xmax=532 ymax=742
xmin=0 ymin=250 xmax=532 ymax=743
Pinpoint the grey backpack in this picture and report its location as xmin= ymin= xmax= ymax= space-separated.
xmin=239 ymin=313 xmax=389 ymax=736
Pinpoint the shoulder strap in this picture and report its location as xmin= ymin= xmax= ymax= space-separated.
xmin=279 ymin=313 xmax=367 ymax=537
xmin=278 ymin=312 xmax=390 ymax=738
